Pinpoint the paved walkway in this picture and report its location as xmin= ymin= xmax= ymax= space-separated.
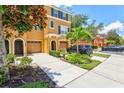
xmin=29 ymin=53 xmax=124 ymax=88
xmin=91 ymin=56 xmax=107 ymax=62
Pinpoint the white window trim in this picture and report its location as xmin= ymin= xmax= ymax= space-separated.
xmin=47 ymin=15 xmax=71 ymax=23
xmin=50 ymin=20 xmax=55 ymax=29
xmin=60 ymin=25 xmax=69 ymax=35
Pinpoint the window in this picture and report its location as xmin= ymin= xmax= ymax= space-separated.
xmin=54 ymin=9 xmax=58 ymax=17
xmin=50 ymin=20 xmax=54 ymax=28
xmin=58 ymin=11 xmax=63 ymax=19
xmin=58 ymin=25 xmax=69 ymax=34
xmin=51 ymin=8 xmax=58 ymax=17
xmin=63 ymin=13 xmax=66 ymax=20
xmin=51 ymin=8 xmax=69 ymax=21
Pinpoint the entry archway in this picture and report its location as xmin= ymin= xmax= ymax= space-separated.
xmin=51 ymin=41 xmax=56 ymax=50
xmin=14 ymin=39 xmax=24 ymax=56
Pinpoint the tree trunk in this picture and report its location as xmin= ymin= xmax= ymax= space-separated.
xmin=0 ymin=14 xmax=9 ymax=79
xmin=76 ymin=41 xmax=79 ymax=53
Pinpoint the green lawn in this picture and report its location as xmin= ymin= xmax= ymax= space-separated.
xmin=80 ymin=60 xmax=101 ymax=70
xmin=93 ymin=53 xmax=111 ymax=58
xmin=19 ymin=81 xmax=49 ymax=88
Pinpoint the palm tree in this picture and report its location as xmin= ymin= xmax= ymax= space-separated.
xmin=66 ymin=27 xmax=93 ymax=52
xmin=86 ymin=20 xmax=104 ymax=37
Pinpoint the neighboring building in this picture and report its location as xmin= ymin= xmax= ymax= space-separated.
xmin=5 ymin=5 xmax=72 ymax=56
xmin=93 ymin=34 xmax=106 ymax=47
xmin=78 ymin=34 xmax=106 ymax=47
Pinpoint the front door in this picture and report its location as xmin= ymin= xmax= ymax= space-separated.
xmin=14 ymin=39 xmax=23 ymax=56
xmin=51 ymin=41 xmax=56 ymax=50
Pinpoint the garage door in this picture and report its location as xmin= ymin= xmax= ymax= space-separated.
xmin=27 ymin=41 xmax=42 ymax=54
xmin=60 ymin=41 xmax=68 ymax=49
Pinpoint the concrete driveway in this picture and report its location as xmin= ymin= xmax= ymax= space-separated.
xmin=28 ymin=53 xmax=88 ymax=87
xmin=29 ymin=53 xmax=124 ymax=88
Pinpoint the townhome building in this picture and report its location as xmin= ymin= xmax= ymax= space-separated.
xmin=5 ymin=5 xmax=72 ymax=56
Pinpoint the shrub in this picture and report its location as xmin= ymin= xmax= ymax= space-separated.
xmin=0 ymin=67 xmax=8 ymax=86
xmin=19 ymin=81 xmax=48 ymax=88
xmin=65 ymin=53 xmax=82 ymax=64
xmin=92 ymin=46 xmax=98 ymax=49
xmin=6 ymin=53 xmax=15 ymax=69
xmin=7 ymin=53 xmax=15 ymax=63
xmin=81 ymin=54 xmax=92 ymax=63
xmin=80 ymin=60 xmax=101 ymax=70
xmin=49 ymin=50 xmax=61 ymax=57
xmin=65 ymin=53 xmax=92 ymax=64
xmin=58 ymin=49 xmax=68 ymax=57
xmin=17 ymin=56 xmax=32 ymax=69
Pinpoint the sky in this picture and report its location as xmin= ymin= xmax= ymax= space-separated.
xmin=60 ymin=5 xmax=124 ymax=38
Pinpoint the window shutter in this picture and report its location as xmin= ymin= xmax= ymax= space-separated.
xmin=66 ymin=14 xmax=68 ymax=21
xmin=51 ymin=8 xmax=54 ymax=16
xmin=58 ymin=26 xmax=61 ymax=34
xmin=68 ymin=28 xmax=70 ymax=32
xmin=61 ymin=11 xmax=63 ymax=19
xmin=58 ymin=11 xmax=61 ymax=18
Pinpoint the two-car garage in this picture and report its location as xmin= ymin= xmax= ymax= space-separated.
xmin=27 ymin=41 xmax=42 ymax=54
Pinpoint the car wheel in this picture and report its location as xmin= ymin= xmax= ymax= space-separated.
xmin=86 ymin=49 xmax=91 ymax=55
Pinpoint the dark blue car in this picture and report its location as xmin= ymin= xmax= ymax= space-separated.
xmin=102 ymin=46 xmax=124 ymax=52
xmin=67 ymin=45 xmax=93 ymax=55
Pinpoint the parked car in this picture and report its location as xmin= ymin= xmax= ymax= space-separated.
xmin=67 ymin=45 xmax=93 ymax=55
xmin=102 ymin=45 xmax=124 ymax=52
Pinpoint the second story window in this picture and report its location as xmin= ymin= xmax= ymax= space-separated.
xmin=58 ymin=25 xmax=69 ymax=34
xmin=50 ymin=20 xmax=54 ymax=28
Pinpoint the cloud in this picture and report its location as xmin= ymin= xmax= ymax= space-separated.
xmin=55 ymin=5 xmax=72 ymax=7
xmin=100 ymin=21 xmax=124 ymax=34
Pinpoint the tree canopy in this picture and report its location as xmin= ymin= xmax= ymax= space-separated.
xmin=0 ymin=5 xmax=47 ymax=33
xmin=106 ymin=30 xmax=124 ymax=45
xmin=72 ymin=14 xmax=89 ymax=28
xmin=71 ymin=14 xmax=104 ymax=38
xmin=86 ymin=21 xmax=104 ymax=37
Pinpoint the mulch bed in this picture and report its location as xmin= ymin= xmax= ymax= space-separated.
xmin=1 ymin=63 xmax=57 ymax=88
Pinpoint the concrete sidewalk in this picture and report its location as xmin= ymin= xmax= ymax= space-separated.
xmin=65 ymin=54 xmax=124 ymax=88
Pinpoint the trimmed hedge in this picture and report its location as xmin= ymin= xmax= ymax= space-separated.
xmin=49 ymin=50 xmax=61 ymax=57
xmin=65 ymin=53 xmax=92 ymax=64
